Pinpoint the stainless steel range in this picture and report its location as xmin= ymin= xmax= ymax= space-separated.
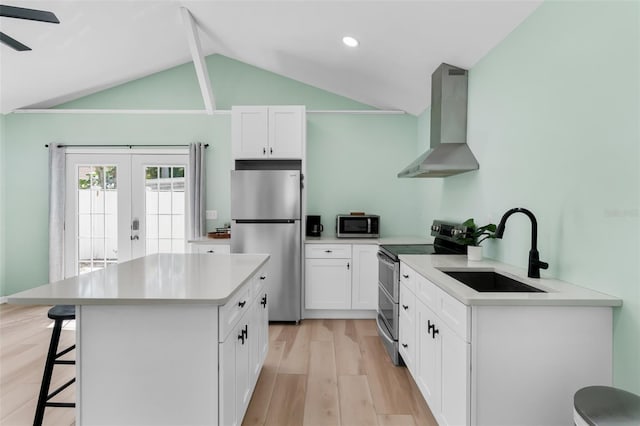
xmin=376 ymin=220 xmax=469 ymax=365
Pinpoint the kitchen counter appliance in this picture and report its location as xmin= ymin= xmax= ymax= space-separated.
xmin=336 ymin=214 xmax=379 ymax=238
xmin=377 ymin=219 xmax=469 ymax=365
xmin=231 ymin=169 xmax=302 ymax=322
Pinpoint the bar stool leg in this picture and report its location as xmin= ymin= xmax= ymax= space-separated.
xmin=33 ymin=318 xmax=63 ymax=426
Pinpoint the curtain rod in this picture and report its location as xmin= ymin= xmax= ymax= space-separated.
xmin=44 ymin=143 xmax=209 ymax=148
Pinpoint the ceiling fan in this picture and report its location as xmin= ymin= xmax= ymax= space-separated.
xmin=0 ymin=4 xmax=59 ymax=51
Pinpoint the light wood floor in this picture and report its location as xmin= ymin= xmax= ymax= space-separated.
xmin=0 ymin=304 xmax=437 ymax=426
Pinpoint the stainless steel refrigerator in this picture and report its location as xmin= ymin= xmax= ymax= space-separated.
xmin=231 ymin=170 xmax=301 ymax=322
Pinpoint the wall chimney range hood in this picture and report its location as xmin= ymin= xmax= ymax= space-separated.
xmin=398 ymin=63 xmax=479 ymax=178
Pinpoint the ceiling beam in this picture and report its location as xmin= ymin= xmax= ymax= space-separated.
xmin=180 ymin=7 xmax=215 ymax=114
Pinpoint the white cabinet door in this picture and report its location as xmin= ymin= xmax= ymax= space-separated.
xmin=399 ymin=284 xmax=417 ymax=374
xmin=232 ymin=106 xmax=304 ymax=160
xmin=439 ymin=322 xmax=469 ymax=426
xmin=416 ymin=300 xmax=441 ymax=412
xmin=219 ymin=325 xmax=238 ymax=426
xmin=232 ymin=106 xmax=269 ymax=159
xmin=305 ymin=258 xmax=351 ymax=309
xmin=351 ymin=244 xmax=379 ymax=310
xmin=248 ymin=291 xmax=269 ymax=389
xmin=268 ymin=106 xmax=304 ymax=159
xmin=258 ymin=289 xmax=269 ymax=365
xmin=236 ymin=318 xmax=251 ymax=423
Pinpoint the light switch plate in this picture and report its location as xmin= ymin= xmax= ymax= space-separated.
xmin=206 ymin=210 xmax=218 ymax=220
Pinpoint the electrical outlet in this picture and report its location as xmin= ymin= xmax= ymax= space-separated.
xmin=206 ymin=210 xmax=218 ymax=220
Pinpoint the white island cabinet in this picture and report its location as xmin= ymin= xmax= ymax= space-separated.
xmin=8 ymin=253 xmax=270 ymax=426
xmin=398 ymin=255 xmax=622 ymax=426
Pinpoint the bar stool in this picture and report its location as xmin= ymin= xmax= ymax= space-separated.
xmin=33 ymin=305 xmax=76 ymax=426
xmin=574 ymin=385 xmax=640 ymax=425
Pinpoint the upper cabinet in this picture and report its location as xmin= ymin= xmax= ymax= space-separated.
xmin=232 ymin=106 xmax=305 ymax=160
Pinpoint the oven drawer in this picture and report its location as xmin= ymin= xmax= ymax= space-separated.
xmin=305 ymin=244 xmax=352 ymax=259
xmin=378 ymin=285 xmax=398 ymax=339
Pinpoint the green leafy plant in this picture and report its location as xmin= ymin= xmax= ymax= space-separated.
xmin=458 ymin=218 xmax=497 ymax=247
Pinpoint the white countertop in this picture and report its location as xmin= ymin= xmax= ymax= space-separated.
xmin=305 ymin=236 xmax=433 ymax=245
xmin=8 ymin=253 xmax=269 ymax=306
xmin=400 ymin=254 xmax=622 ymax=307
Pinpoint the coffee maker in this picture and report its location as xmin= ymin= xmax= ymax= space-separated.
xmin=306 ymin=215 xmax=323 ymax=237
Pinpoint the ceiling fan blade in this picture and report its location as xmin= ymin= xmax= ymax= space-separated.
xmin=0 ymin=4 xmax=59 ymax=24
xmin=0 ymin=31 xmax=31 ymax=51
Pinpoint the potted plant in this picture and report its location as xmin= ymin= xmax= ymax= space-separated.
xmin=458 ymin=218 xmax=497 ymax=261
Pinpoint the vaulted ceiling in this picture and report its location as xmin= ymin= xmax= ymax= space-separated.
xmin=0 ymin=0 xmax=542 ymax=115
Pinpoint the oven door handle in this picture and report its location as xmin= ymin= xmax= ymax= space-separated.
xmin=377 ymin=252 xmax=397 ymax=268
xmin=376 ymin=315 xmax=395 ymax=345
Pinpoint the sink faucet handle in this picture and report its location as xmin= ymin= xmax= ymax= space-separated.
xmin=538 ymin=260 xmax=549 ymax=270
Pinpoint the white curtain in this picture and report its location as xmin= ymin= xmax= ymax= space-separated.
xmin=188 ymin=143 xmax=206 ymax=240
xmin=48 ymin=144 xmax=66 ymax=282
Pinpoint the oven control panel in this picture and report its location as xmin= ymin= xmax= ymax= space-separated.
xmin=431 ymin=220 xmax=468 ymax=240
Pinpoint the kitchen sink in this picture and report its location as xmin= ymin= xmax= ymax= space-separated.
xmin=442 ymin=270 xmax=546 ymax=293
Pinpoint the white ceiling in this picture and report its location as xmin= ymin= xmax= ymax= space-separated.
xmin=0 ymin=0 xmax=542 ymax=115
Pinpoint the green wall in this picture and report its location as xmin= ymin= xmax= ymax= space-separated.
xmin=306 ymin=113 xmax=421 ymax=236
xmin=418 ymin=1 xmax=639 ymax=393
xmin=1 ymin=55 xmax=418 ymax=297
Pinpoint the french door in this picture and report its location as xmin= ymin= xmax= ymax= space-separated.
xmin=64 ymin=153 xmax=188 ymax=278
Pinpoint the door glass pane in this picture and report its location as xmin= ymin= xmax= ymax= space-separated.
xmin=144 ymin=165 xmax=186 ymax=254
xmin=77 ymin=165 xmax=117 ymax=275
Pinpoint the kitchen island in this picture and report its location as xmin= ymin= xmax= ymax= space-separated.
xmin=397 ymin=254 xmax=621 ymax=426
xmin=8 ymin=253 xmax=270 ymax=426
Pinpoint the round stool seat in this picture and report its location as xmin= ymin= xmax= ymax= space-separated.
xmin=574 ymin=385 xmax=640 ymax=425
xmin=47 ymin=305 xmax=75 ymax=321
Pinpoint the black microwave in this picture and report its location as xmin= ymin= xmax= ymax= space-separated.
xmin=336 ymin=215 xmax=380 ymax=238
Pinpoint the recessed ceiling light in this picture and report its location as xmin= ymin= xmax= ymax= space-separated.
xmin=342 ymin=36 xmax=359 ymax=48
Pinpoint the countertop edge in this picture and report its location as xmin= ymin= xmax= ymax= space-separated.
xmin=399 ymin=254 xmax=622 ymax=308
xmin=187 ymin=238 xmax=232 ymax=245
xmin=7 ymin=254 xmax=270 ymax=306
xmin=305 ymin=236 xmax=433 ymax=245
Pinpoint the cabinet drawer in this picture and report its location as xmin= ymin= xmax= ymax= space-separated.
xmin=305 ymin=244 xmax=352 ymax=259
xmin=414 ymin=272 xmax=438 ymax=312
xmin=219 ymin=285 xmax=251 ymax=342
xmin=192 ymin=244 xmax=231 ymax=254
xmin=413 ymin=274 xmax=469 ymax=342
xmin=436 ymin=285 xmax=469 ymax=342
xmin=250 ymin=267 xmax=267 ymax=300
xmin=400 ymin=263 xmax=416 ymax=294
xmin=399 ymin=283 xmax=417 ymax=374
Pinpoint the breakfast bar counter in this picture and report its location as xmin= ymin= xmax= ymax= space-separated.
xmin=9 ymin=253 xmax=270 ymax=426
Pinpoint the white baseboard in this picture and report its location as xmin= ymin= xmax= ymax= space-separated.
xmin=303 ymin=309 xmax=376 ymax=319
xmin=0 ymin=297 xmax=7 ymax=304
